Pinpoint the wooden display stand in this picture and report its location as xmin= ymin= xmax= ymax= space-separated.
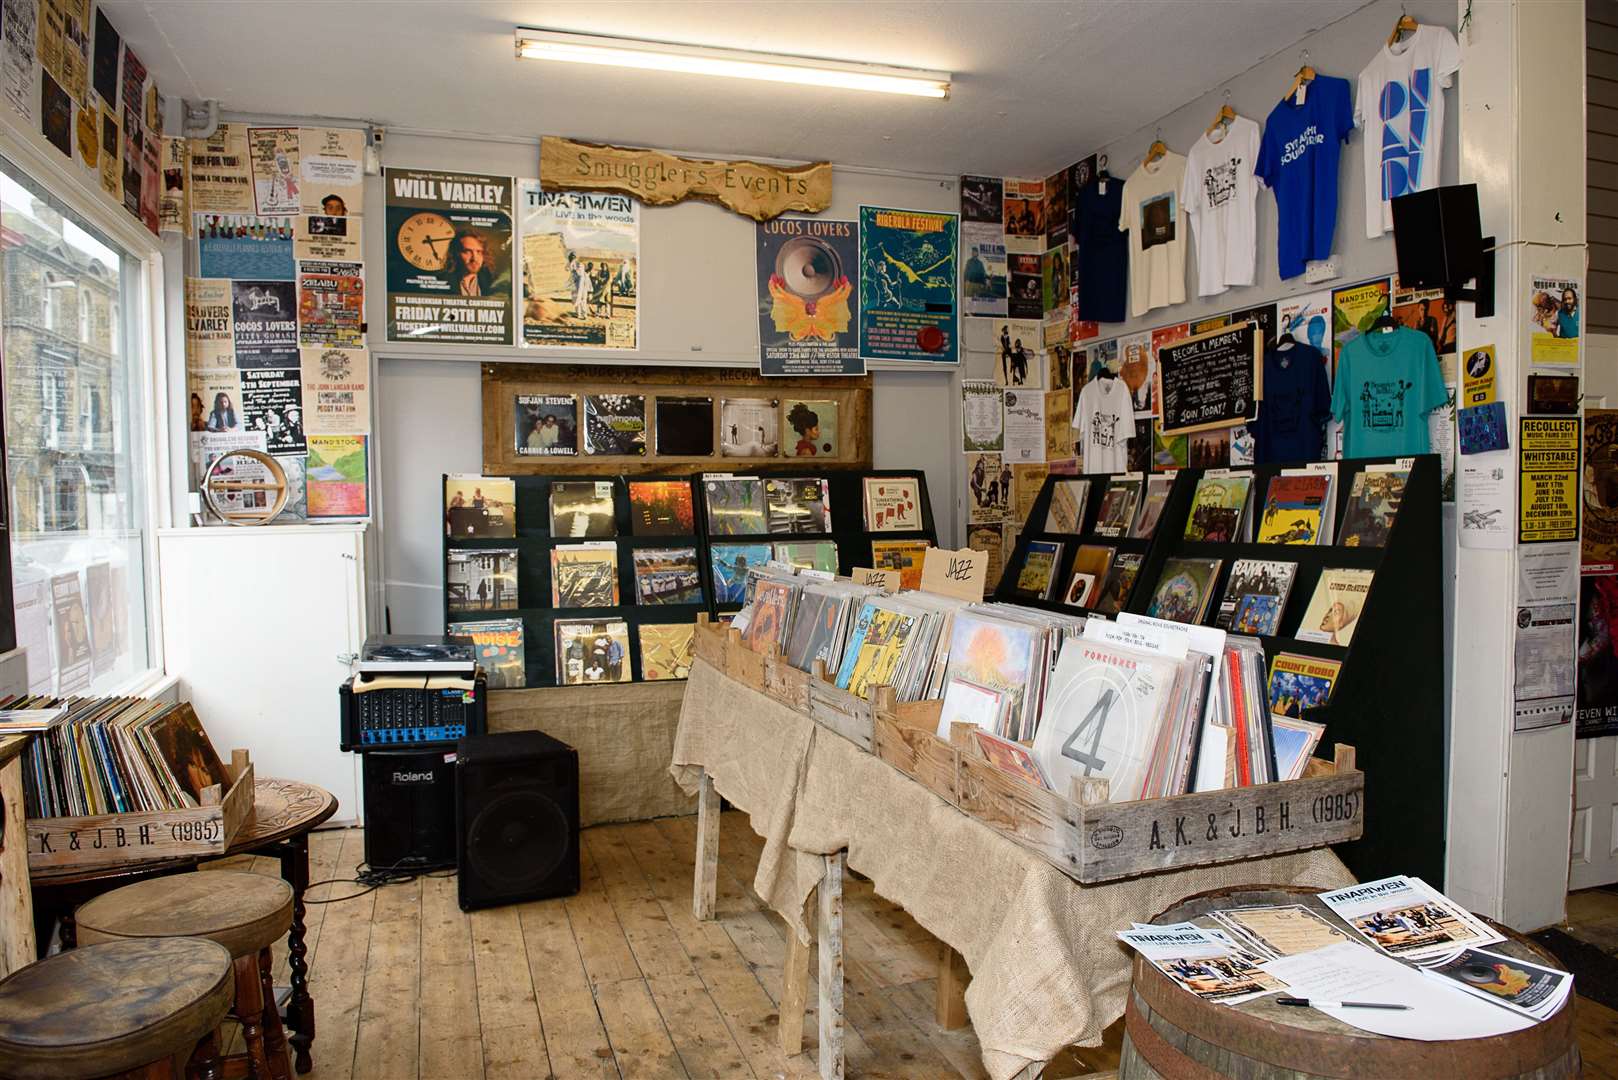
xmin=25 ymin=749 xmax=255 ymax=872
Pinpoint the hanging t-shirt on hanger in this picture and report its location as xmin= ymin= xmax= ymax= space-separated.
xmin=1182 ymin=115 xmax=1262 ymax=297
xmin=1073 ymin=375 xmax=1134 ymax=474
xmin=1119 ymin=151 xmax=1187 ymax=318
xmin=1331 ymin=326 xmax=1447 ymax=457
xmin=1250 ymin=341 xmax=1332 ymax=462
xmin=1255 ymin=75 xmax=1355 ymax=279
xmin=1075 ymin=175 xmax=1128 ymax=323
xmin=1355 ymin=24 xmax=1461 ymax=238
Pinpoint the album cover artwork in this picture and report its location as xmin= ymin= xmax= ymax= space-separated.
xmin=703 ymin=476 xmax=768 ymax=536
xmin=628 ymin=480 xmax=695 ymax=535
xmin=549 ymin=480 xmax=616 ymax=538
xmin=765 ymin=477 xmax=831 ymax=534
xmin=584 ymin=394 xmax=647 ymax=455
xmin=719 ymin=398 xmax=780 ymax=457
xmin=632 ymin=547 xmax=703 ymax=605
xmin=654 ymin=396 xmax=715 ymax=457
xmin=514 ymin=394 xmax=578 ymax=456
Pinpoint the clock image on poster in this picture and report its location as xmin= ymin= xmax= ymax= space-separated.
xmin=396 ymin=211 xmax=455 ymax=271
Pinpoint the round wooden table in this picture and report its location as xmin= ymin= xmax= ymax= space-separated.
xmin=30 ymin=778 xmax=337 ymax=1076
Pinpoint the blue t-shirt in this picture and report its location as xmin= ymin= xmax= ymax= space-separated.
xmin=1075 ymin=177 xmax=1127 ymax=323
xmin=1255 ymin=76 xmax=1354 ymax=280
xmin=1252 ymin=342 xmax=1331 ymax=463
xmin=1331 ymin=327 xmax=1447 ymax=457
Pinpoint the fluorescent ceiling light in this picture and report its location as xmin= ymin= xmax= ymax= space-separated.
xmin=514 ymin=28 xmax=950 ymax=99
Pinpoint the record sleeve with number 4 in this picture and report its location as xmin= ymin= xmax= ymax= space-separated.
xmin=1032 ymin=639 xmax=1179 ymax=802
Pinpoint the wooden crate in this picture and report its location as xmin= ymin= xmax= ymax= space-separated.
xmin=870 ymin=701 xmax=1364 ymax=885
xmin=693 ymin=613 xmax=729 ymax=668
xmin=26 ymin=750 xmax=256 ymax=871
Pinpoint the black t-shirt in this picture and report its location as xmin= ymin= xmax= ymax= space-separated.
xmin=1252 ymin=343 xmax=1332 ymax=463
xmin=1076 ymin=179 xmax=1128 ymax=324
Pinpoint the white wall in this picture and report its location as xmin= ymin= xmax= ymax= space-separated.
xmin=369 ymin=133 xmax=962 ymax=634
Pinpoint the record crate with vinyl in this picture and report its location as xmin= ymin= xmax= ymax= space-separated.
xmin=997 ymin=454 xmax=1443 ymax=886
xmin=440 ymin=468 xmax=937 ymax=690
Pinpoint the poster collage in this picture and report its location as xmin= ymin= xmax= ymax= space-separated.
xmin=185 ymin=124 xmax=370 ymax=519
xmin=0 ymin=0 xmax=174 ymax=236
xmin=953 ymin=170 xmax=1464 ymax=591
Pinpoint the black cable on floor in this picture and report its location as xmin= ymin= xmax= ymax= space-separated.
xmin=303 ymin=861 xmax=457 ymax=904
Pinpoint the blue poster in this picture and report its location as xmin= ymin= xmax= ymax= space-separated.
xmin=196 ymin=214 xmax=295 ymax=280
xmin=858 ymin=206 xmax=958 ymax=364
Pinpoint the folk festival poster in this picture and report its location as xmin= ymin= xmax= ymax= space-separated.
xmin=518 ymin=181 xmax=638 ymax=349
xmin=858 ymin=206 xmax=959 ymax=364
xmin=756 ymin=216 xmax=861 ymax=376
xmin=385 ymin=168 xmax=514 ymax=345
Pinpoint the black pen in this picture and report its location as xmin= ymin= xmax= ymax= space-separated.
xmin=1277 ymin=996 xmax=1411 ymax=1010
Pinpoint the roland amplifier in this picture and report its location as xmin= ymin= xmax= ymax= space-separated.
xmin=455 ymin=731 xmax=580 ymax=911
xmin=361 ymin=748 xmax=457 ymax=871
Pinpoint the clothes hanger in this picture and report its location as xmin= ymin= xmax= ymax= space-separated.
xmin=1388 ymin=7 xmax=1419 ymax=47
xmin=1284 ymin=49 xmax=1316 ymax=103
xmin=1373 ymin=313 xmax=1399 ymax=332
xmin=1207 ymin=90 xmax=1237 ymax=137
xmin=1145 ymin=128 xmax=1168 ymax=167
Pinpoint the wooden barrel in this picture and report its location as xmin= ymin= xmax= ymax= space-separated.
xmin=1119 ymin=885 xmax=1580 ymax=1080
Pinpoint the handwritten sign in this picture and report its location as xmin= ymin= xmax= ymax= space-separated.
xmin=539 ymin=137 xmax=833 ymax=222
xmin=1155 ymin=322 xmax=1262 ymax=436
xmin=851 ymin=567 xmax=901 ymax=593
xmin=920 ymin=547 xmax=988 ymax=601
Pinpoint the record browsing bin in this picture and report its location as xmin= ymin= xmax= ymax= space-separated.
xmin=25 ymin=749 xmax=255 ymax=872
xmin=691 ymin=616 xmax=1364 ymax=884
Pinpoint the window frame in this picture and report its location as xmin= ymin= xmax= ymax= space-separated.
xmin=0 ymin=126 xmax=174 ymax=696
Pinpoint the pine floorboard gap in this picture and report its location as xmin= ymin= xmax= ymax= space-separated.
xmin=199 ymin=812 xmax=1618 ymax=1079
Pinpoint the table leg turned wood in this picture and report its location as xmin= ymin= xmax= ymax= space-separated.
xmin=817 ymin=851 xmax=845 ymax=1080
xmin=936 ymin=944 xmax=969 ymax=1030
xmin=693 ymin=770 xmax=720 ymax=921
xmin=780 ymin=926 xmax=811 ymax=1057
xmin=275 ymin=836 xmax=315 ymax=1074
xmin=258 ymin=947 xmax=293 ymax=1080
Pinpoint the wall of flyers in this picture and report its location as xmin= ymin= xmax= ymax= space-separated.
xmin=184 ymin=123 xmax=371 ymax=522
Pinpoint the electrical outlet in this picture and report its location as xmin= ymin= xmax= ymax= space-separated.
xmin=1304 ymin=258 xmax=1340 ymax=284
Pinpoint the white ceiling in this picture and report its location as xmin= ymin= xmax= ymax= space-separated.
xmin=103 ymin=0 xmax=1365 ymax=177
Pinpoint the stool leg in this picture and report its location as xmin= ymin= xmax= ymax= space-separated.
xmin=188 ymin=1029 xmax=223 ymax=1080
xmin=233 ymin=953 xmax=274 ymax=1080
xmin=258 ymin=946 xmax=293 ymax=1080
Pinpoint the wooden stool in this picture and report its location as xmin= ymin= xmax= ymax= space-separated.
xmin=0 ymin=937 xmax=233 ymax=1079
xmin=75 ymin=873 xmax=295 ymax=1080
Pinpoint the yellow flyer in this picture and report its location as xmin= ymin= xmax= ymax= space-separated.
xmin=1461 ymin=345 xmax=1497 ymax=406
xmin=1519 ymin=417 xmax=1580 ymax=544
xmin=1528 ymin=276 xmax=1581 ymax=367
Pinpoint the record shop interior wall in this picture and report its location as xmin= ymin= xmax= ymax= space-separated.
xmin=367 ymin=132 xmax=960 ymax=636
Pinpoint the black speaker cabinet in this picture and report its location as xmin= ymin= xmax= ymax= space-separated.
xmin=455 ymin=731 xmax=580 ymax=911
xmin=361 ymin=748 xmax=457 ymax=871
xmin=1391 ymin=183 xmax=1483 ymax=290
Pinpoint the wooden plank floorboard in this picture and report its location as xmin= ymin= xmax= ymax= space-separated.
xmin=276 ymin=823 xmax=1618 ymax=1080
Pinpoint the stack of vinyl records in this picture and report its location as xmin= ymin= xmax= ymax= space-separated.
xmin=7 ymin=697 xmax=235 ymax=818
xmin=783 ymin=580 xmax=885 ymax=674
xmin=739 ymin=570 xmax=807 ymax=654
xmin=938 ymin=605 xmax=1087 ymax=742
xmin=1137 ymin=649 xmax=1218 ymax=800
xmin=834 ymin=592 xmax=970 ymax=702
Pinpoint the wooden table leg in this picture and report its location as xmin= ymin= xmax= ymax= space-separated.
xmin=779 ymin=927 xmax=811 ymax=1057
xmin=817 ymin=851 xmax=845 ymax=1080
xmin=693 ymin=769 xmax=720 ymax=921
xmin=275 ymin=835 xmax=315 ymax=1074
xmin=936 ymin=944 xmax=969 ymax=1030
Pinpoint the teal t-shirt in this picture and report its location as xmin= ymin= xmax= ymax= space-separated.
xmin=1331 ymin=327 xmax=1447 ymax=457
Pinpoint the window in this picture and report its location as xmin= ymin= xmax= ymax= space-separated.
xmin=2 ymin=157 xmax=154 ymax=694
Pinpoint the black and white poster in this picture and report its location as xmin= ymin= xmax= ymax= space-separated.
xmin=230 ymin=280 xmax=298 ymax=368
xmin=241 ymin=367 xmax=304 ymax=454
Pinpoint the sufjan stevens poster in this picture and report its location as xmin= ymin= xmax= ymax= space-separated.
xmin=385 ymin=168 xmax=514 ymax=345
xmin=858 ymin=206 xmax=958 ymax=364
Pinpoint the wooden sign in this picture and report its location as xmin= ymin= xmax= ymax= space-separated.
xmin=539 ymin=136 xmax=833 ymax=222
xmin=919 ymin=547 xmax=987 ymax=601
xmin=851 ymin=567 xmax=900 ymax=593
xmin=1155 ymin=322 xmax=1263 ymax=436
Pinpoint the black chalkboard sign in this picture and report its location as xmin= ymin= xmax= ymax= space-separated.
xmin=1155 ymin=322 xmax=1263 ymax=435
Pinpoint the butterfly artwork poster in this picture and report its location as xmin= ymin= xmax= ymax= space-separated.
xmin=756 ymin=217 xmax=863 ymax=376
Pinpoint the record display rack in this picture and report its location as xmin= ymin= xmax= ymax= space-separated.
xmin=699 ymin=468 xmax=940 ymax=616
xmin=995 ymin=455 xmax=1443 ymax=888
xmin=441 ymin=468 xmax=938 ymax=687
xmin=993 ymin=471 xmax=1200 ymax=615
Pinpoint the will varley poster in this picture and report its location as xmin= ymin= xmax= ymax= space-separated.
xmin=296 ymin=260 xmax=364 ymax=347
xmin=858 ymin=206 xmax=958 ymax=364
xmin=519 ymin=182 xmax=637 ymax=349
xmin=230 ymin=280 xmax=298 ymax=368
xmin=756 ymin=216 xmax=860 ymax=376
xmin=184 ymin=278 xmax=234 ymax=370
xmin=386 ymin=168 xmax=514 ymax=345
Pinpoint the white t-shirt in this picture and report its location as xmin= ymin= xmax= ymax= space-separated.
xmin=1073 ymin=376 xmax=1134 ymax=474
xmin=1182 ymin=117 xmax=1262 ymax=296
xmin=1355 ymin=24 xmax=1461 ymax=238
xmin=1120 ymin=152 xmax=1188 ymax=317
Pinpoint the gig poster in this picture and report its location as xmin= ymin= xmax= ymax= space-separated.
xmin=229 ymin=280 xmax=297 ymax=368
xmin=858 ymin=206 xmax=958 ymax=364
xmin=1330 ymin=277 xmax=1391 ymax=375
xmin=519 ymin=181 xmax=638 ymax=350
xmin=299 ymin=345 xmax=370 ymax=436
xmin=756 ymin=215 xmax=860 ymax=375
xmin=1584 ymin=409 xmax=1618 ymax=567
xmin=296 ymin=260 xmax=364 ymax=347
xmin=1578 ymin=570 xmax=1618 ymax=738
xmin=183 ymin=278 xmax=234 ymax=370
xmin=386 ymin=168 xmax=514 ymax=345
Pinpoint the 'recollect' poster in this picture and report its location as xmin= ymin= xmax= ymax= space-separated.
xmin=857 ymin=205 xmax=958 ymax=364
xmin=519 ymin=182 xmax=638 ymax=350
xmin=756 ymin=215 xmax=860 ymax=376
xmin=386 ymin=168 xmax=514 ymax=345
